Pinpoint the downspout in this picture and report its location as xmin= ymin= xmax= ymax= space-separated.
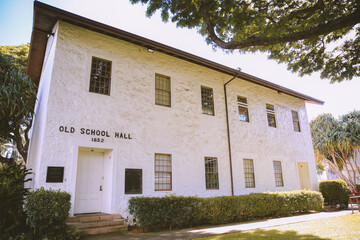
xmin=224 ymin=73 xmax=239 ymax=196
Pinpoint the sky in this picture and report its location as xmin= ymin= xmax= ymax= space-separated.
xmin=0 ymin=0 xmax=359 ymax=121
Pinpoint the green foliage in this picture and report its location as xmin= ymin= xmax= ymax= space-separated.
xmin=131 ymin=0 xmax=360 ymax=82
xmin=0 ymin=162 xmax=31 ymax=239
xmin=310 ymin=112 xmax=360 ymax=191
xmin=356 ymin=183 xmax=360 ymax=193
xmin=128 ymin=195 xmax=202 ymax=231
xmin=319 ymin=179 xmax=349 ymax=208
xmin=128 ymin=190 xmax=323 ymax=231
xmin=0 ymin=44 xmax=37 ymax=163
xmin=25 ymin=188 xmax=79 ymax=240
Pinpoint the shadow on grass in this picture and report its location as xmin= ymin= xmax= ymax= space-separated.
xmin=199 ymin=229 xmax=330 ymax=240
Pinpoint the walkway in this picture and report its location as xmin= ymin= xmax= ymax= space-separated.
xmin=81 ymin=210 xmax=354 ymax=240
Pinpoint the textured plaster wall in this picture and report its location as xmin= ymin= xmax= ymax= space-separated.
xmin=27 ymin=23 xmax=59 ymax=188
xmin=28 ymin=21 xmax=318 ymax=217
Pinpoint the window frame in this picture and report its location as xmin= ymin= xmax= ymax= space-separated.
xmin=46 ymin=166 xmax=64 ymax=183
xmin=238 ymin=96 xmax=249 ymax=122
xmin=201 ymin=86 xmax=215 ymax=116
xmin=154 ymin=153 xmax=172 ymax=191
xmin=89 ymin=56 xmax=112 ymax=96
xmin=291 ymin=110 xmax=301 ymax=132
xmin=205 ymin=157 xmax=219 ymax=190
xmin=273 ymin=161 xmax=284 ymax=187
xmin=124 ymin=168 xmax=143 ymax=194
xmin=266 ymin=103 xmax=277 ymax=128
xmin=243 ymin=159 xmax=255 ymax=188
xmin=155 ymin=73 xmax=171 ymax=107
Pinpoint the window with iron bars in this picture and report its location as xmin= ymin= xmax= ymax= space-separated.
xmin=201 ymin=86 xmax=215 ymax=115
xmin=273 ymin=161 xmax=284 ymax=187
xmin=155 ymin=153 xmax=172 ymax=191
xmin=155 ymin=74 xmax=171 ymax=107
xmin=266 ymin=104 xmax=276 ymax=128
xmin=238 ymin=96 xmax=249 ymax=122
xmin=243 ymin=159 xmax=255 ymax=188
xmin=205 ymin=157 xmax=219 ymax=189
xmin=89 ymin=57 xmax=111 ymax=95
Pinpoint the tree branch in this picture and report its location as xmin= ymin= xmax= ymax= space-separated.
xmin=201 ymin=4 xmax=360 ymax=49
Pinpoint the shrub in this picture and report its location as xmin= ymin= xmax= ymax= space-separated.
xmin=128 ymin=195 xmax=202 ymax=231
xmin=356 ymin=183 xmax=360 ymax=194
xmin=128 ymin=190 xmax=323 ymax=231
xmin=25 ymin=188 xmax=79 ymax=240
xmin=319 ymin=179 xmax=349 ymax=208
xmin=0 ymin=162 xmax=31 ymax=239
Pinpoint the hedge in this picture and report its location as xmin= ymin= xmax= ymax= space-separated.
xmin=128 ymin=190 xmax=323 ymax=231
xmin=319 ymin=179 xmax=349 ymax=208
xmin=25 ymin=188 xmax=79 ymax=240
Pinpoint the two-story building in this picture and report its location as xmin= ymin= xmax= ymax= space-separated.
xmin=26 ymin=2 xmax=323 ymax=216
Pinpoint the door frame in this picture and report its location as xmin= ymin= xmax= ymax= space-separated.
xmin=70 ymin=144 xmax=117 ymax=216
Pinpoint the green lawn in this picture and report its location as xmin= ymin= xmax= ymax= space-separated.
xmin=195 ymin=213 xmax=360 ymax=240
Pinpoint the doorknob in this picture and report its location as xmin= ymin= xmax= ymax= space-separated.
xmin=100 ymin=186 xmax=102 ymax=191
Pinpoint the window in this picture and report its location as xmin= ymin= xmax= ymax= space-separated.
xmin=205 ymin=157 xmax=219 ymax=189
xmin=266 ymin=104 xmax=276 ymax=128
xmin=125 ymin=169 xmax=142 ymax=194
xmin=238 ymin=96 xmax=249 ymax=122
xmin=273 ymin=161 xmax=284 ymax=187
xmin=155 ymin=154 xmax=172 ymax=191
xmin=292 ymin=110 xmax=301 ymax=132
xmin=155 ymin=74 xmax=171 ymax=107
xmin=243 ymin=159 xmax=255 ymax=188
xmin=89 ymin=57 xmax=111 ymax=95
xmin=201 ymin=86 xmax=215 ymax=115
xmin=46 ymin=166 xmax=64 ymax=183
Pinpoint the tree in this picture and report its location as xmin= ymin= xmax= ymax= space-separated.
xmin=0 ymin=45 xmax=37 ymax=164
xmin=130 ymin=0 xmax=360 ymax=82
xmin=311 ymin=111 xmax=360 ymax=192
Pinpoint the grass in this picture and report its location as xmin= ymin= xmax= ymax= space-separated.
xmin=195 ymin=213 xmax=360 ymax=240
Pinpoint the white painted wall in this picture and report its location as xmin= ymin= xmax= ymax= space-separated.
xmin=27 ymin=21 xmax=319 ymax=217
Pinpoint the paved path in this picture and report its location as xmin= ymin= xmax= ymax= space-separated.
xmin=81 ymin=210 xmax=354 ymax=240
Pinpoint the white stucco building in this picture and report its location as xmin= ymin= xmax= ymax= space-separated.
xmin=26 ymin=2 xmax=324 ymax=217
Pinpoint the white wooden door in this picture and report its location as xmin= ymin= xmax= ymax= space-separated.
xmin=297 ymin=162 xmax=311 ymax=190
xmin=75 ymin=151 xmax=104 ymax=214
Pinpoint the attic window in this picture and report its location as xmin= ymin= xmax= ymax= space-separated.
xmin=89 ymin=57 xmax=111 ymax=95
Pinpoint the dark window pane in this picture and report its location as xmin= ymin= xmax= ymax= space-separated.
xmin=125 ymin=169 xmax=142 ymax=194
xmin=46 ymin=167 xmax=64 ymax=183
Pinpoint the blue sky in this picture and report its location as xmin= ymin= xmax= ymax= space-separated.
xmin=1 ymin=0 xmax=359 ymax=121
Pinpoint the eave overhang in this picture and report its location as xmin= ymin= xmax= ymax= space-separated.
xmin=27 ymin=1 xmax=324 ymax=105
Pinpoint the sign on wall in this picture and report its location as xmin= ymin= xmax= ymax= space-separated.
xmin=59 ymin=126 xmax=132 ymax=143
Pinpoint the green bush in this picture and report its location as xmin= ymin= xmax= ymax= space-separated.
xmin=128 ymin=195 xmax=202 ymax=231
xmin=356 ymin=183 xmax=360 ymax=194
xmin=0 ymin=162 xmax=31 ymax=239
xmin=128 ymin=190 xmax=323 ymax=231
xmin=319 ymin=179 xmax=349 ymax=208
xmin=25 ymin=188 xmax=79 ymax=240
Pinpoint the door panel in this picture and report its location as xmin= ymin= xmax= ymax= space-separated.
xmin=297 ymin=162 xmax=311 ymax=190
xmin=75 ymin=151 xmax=104 ymax=213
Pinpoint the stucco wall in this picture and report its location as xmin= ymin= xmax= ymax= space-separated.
xmin=28 ymin=21 xmax=318 ymax=216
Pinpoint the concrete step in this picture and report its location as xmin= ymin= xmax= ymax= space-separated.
xmin=80 ymin=225 xmax=128 ymax=236
xmin=67 ymin=213 xmax=127 ymax=236
xmin=68 ymin=213 xmax=121 ymax=223
xmin=68 ymin=219 xmax=124 ymax=229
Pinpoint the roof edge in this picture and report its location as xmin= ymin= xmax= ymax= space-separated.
xmin=27 ymin=1 xmax=324 ymax=105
